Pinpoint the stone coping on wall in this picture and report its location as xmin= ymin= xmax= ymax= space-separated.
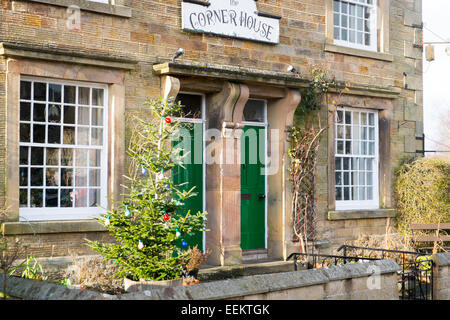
xmin=0 ymin=259 xmax=400 ymax=300
xmin=24 ymin=0 xmax=132 ymax=18
xmin=327 ymin=209 xmax=397 ymax=221
xmin=153 ymin=61 xmax=401 ymax=99
xmin=0 ymin=42 xmax=138 ymax=70
xmin=432 ymin=252 xmax=450 ymax=266
xmin=1 ymin=220 xmax=106 ymax=235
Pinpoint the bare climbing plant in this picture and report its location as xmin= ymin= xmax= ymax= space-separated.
xmin=289 ymin=65 xmax=348 ymax=254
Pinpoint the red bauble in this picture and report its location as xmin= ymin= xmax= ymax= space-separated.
xmin=163 ymin=213 xmax=170 ymax=221
xmin=165 ymin=117 xmax=172 ymax=124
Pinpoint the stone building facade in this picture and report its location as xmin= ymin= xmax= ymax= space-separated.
xmin=0 ymin=0 xmax=423 ymax=266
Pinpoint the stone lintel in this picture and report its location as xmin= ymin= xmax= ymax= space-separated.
xmin=327 ymin=209 xmax=397 ymax=221
xmin=0 ymin=42 xmax=137 ymax=70
xmin=25 ymin=0 xmax=132 ymax=18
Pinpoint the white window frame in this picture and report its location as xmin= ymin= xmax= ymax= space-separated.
xmin=19 ymin=77 xmax=108 ymax=222
xmin=333 ymin=0 xmax=378 ymax=52
xmin=334 ymin=106 xmax=379 ymax=210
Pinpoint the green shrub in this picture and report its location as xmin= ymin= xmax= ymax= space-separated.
xmin=394 ymin=157 xmax=450 ymax=235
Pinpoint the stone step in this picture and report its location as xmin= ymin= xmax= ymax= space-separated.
xmin=242 ymin=249 xmax=268 ymax=262
xmin=198 ymin=260 xmax=296 ymax=282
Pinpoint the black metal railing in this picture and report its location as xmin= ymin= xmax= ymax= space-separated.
xmin=337 ymin=245 xmax=434 ymax=300
xmin=287 ymin=245 xmax=435 ymax=300
xmin=286 ymin=252 xmax=379 ymax=271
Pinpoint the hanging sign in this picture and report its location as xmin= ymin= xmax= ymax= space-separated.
xmin=182 ymin=0 xmax=280 ymax=44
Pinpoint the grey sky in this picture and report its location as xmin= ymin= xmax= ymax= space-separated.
xmin=423 ymin=0 xmax=450 ymax=155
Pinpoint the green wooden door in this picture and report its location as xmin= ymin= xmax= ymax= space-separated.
xmin=241 ymin=125 xmax=266 ymax=250
xmin=172 ymin=122 xmax=204 ymax=251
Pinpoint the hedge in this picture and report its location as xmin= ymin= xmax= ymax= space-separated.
xmin=394 ymin=157 xmax=450 ymax=236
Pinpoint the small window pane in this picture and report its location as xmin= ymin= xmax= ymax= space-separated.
xmin=75 ymin=169 xmax=87 ymax=186
xmin=75 ymin=188 xmax=88 ymax=207
xmin=337 ymin=125 xmax=344 ymax=139
xmin=33 ymin=124 xmax=46 ymax=143
xmin=343 ymin=157 xmax=350 ymax=170
xmin=20 ymin=168 xmax=28 ymax=186
xmin=64 ymin=106 xmax=76 ymax=124
xmin=368 ymin=113 xmax=375 ymax=125
xmin=46 ymin=168 xmax=59 ymax=186
xmin=78 ymin=87 xmax=90 ymax=105
xmin=30 ymin=189 xmax=43 ymax=207
xmin=77 ymin=127 xmax=90 ymax=145
xmin=367 ymin=187 xmax=373 ymax=200
xmin=61 ymin=169 xmax=73 ymax=186
xmin=20 ymin=189 xmax=28 ymax=207
xmin=20 ymin=147 xmax=29 ymax=165
xmin=337 ymin=141 xmax=344 ymax=154
xmin=60 ymin=189 xmax=73 ymax=207
xmin=78 ymin=107 xmax=90 ymax=125
xmin=46 ymin=148 xmax=59 ymax=166
xmin=334 ymin=13 xmax=340 ymax=27
xmin=33 ymin=104 xmax=46 ymax=122
xmin=20 ymin=81 xmax=31 ymax=100
xmin=343 ymin=187 xmax=350 ymax=200
xmin=64 ymin=86 xmax=76 ymax=104
xmin=89 ymin=149 xmax=101 ymax=167
xmin=20 ymin=124 xmax=30 ymax=142
xmin=91 ymin=128 xmax=103 ymax=146
xmin=91 ymin=108 xmax=103 ymax=126
xmin=243 ymin=100 xmax=265 ymax=122
xmin=334 ymin=27 xmax=340 ymax=40
xmin=63 ymin=127 xmax=75 ymax=145
xmin=45 ymin=189 xmax=58 ymax=207
xmin=30 ymin=168 xmax=43 ymax=186
xmin=335 ymin=172 xmax=342 ymax=186
xmin=48 ymin=105 xmax=61 ymax=123
xmin=20 ymin=102 xmax=31 ymax=121
xmin=33 ymin=82 xmax=47 ymax=101
xmin=335 ymin=157 xmax=342 ymax=170
xmin=341 ymin=2 xmax=348 ymax=13
xmin=89 ymin=169 xmax=100 ymax=187
xmin=89 ymin=189 xmax=100 ymax=207
xmin=345 ymin=141 xmax=352 ymax=154
xmin=336 ymin=187 xmax=342 ymax=200
xmin=48 ymin=125 xmax=61 ymax=144
xmin=31 ymin=147 xmax=44 ymax=165
xmin=92 ymin=88 xmax=104 ymax=106
xmin=49 ymin=84 xmax=62 ymax=103
xmin=61 ymin=148 xmax=74 ymax=166
xmin=334 ymin=0 xmax=340 ymax=12
xmin=75 ymin=149 xmax=88 ymax=167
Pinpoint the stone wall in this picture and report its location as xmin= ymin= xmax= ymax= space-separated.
xmin=0 ymin=259 xmax=401 ymax=300
xmin=432 ymin=252 xmax=450 ymax=300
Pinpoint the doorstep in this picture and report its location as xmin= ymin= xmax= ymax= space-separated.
xmin=198 ymin=259 xmax=296 ymax=282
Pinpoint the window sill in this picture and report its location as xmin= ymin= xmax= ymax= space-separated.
xmin=26 ymin=0 xmax=132 ymax=18
xmin=324 ymin=42 xmax=394 ymax=62
xmin=327 ymin=209 xmax=397 ymax=221
xmin=1 ymin=220 xmax=107 ymax=235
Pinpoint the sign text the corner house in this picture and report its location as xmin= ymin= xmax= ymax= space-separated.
xmin=182 ymin=0 xmax=280 ymax=44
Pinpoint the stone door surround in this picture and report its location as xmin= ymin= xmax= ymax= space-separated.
xmin=160 ymin=74 xmax=300 ymax=266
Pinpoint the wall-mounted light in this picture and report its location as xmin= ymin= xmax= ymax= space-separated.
xmin=287 ymin=65 xmax=301 ymax=76
xmin=171 ymin=48 xmax=185 ymax=62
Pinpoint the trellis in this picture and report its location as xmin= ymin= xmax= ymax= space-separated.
xmin=289 ymin=66 xmax=347 ymax=254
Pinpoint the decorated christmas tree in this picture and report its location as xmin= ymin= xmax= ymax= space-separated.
xmin=87 ymin=98 xmax=207 ymax=281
